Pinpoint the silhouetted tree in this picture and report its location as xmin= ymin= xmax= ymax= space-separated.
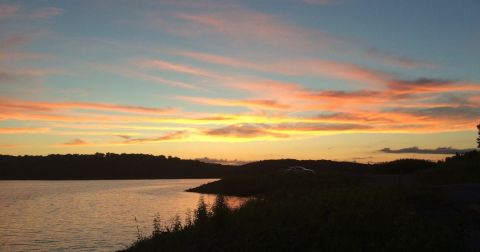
xmin=194 ymin=196 xmax=209 ymax=225
xmin=211 ymin=195 xmax=229 ymax=227
xmin=477 ymin=123 xmax=480 ymax=148
xmin=0 ymin=153 xmax=232 ymax=179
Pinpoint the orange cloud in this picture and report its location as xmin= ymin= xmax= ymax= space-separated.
xmin=204 ymin=124 xmax=288 ymax=139
xmin=388 ymin=78 xmax=480 ymax=96
xmin=300 ymin=90 xmax=386 ymax=109
xmin=284 ymin=59 xmax=391 ymax=85
xmin=0 ymin=98 xmax=177 ymax=115
xmin=271 ymin=122 xmax=373 ymax=132
xmin=60 ymin=138 xmax=90 ymax=147
xmin=0 ymin=127 xmax=49 ymax=134
xmin=175 ymin=50 xmax=391 ymax=85
xmin=0 ymin=144 xmax=24 ymax=148
xmin=117 ymin=131 xmax=187 ymax=144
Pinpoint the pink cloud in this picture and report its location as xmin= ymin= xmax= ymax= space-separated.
xmin=174 ymin=50 xmax=277 ymax=73
xmin=0 ymin=4 xmax=62 ymax=20
xmin=0 ymin=4 xmax=19 ymax=19
xmin=140 ymin=58 xmax=227 ymax=80
xmin=29 ymin=7 xmax=63 ymax=19
xmin=118 ymin=131 xmax=187 ymax=144
xmin=365 ymin=48 xmax=437 ymax=69
xmin=166 ymin=8 xmax=336 ymax=51
xmin=175 ymin=50 xmax=392 ymax=85
xmin=204 ymin=124 xmax=288 ymax=139
xmin=387 ymin=78 xmax=480 ymax=96
xmin=60 ymin=138 xmax=90 ymax=147
xmin=177 ymin=96 xmax=291 ymax=110
xmin=289 ymin=59 xmax=391 ymax=85
xmin=99 ymin=64 xmax=202 ymax=90
xmin=0 ymin=98 xmax=177 ymax=115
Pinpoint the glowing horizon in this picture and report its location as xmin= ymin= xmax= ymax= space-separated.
xmin=1 ymin=0 xmax=479 ymax=162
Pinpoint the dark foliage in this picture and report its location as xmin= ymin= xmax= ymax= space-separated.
xmin=418 ymin=150 xmax=480 ymax=184
xmin=368 ymin=159 xmax=437 ymax=174
xmin=477 ymin=123 xmax=480 ymax=148
xmin=125 ymin=174 xmax=464 ymax=252
xmin=187 ymin=172 xmax=361 ymax=197
xmin=0 ymin=153 xmax=232 ymax=179
xmin=237 ymin=159 xmax=370 ymax=174
xmin=0 ymin=153 xmax=439 ymax=180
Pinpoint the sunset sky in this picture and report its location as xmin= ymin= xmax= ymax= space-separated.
xmin=1 ymin=0 xmax=479 ymax=162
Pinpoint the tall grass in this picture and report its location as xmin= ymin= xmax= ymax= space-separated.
xmin=124 ymin=173 xmax=464 ymax=252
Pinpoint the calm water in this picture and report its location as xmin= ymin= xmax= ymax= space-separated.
xmin=0 ymin=179 xmax=244 ymax=251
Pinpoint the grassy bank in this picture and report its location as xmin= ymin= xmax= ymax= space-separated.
xmin=124 ymin=176 xmax=463 ymax=251
xmin=123 ymin=151 xmax=479 ymax=251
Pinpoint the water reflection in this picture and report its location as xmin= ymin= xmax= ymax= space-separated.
xmin=0 ymin=180 xmax=248 ymax=251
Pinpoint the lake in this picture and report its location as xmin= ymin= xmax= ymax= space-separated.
xmin=0 ymin=179 xmax=245 ymax=251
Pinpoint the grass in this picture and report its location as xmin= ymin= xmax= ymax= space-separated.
xmin=123 ymin=151 xmax=479 ymax=251
xmin=416 ymin=150 xmax=480 ymax=185
xmin=123 ymin=172 xmax=465 ymax=252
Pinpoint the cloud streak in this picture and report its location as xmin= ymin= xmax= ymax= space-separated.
xmin=0 ymin=4 xmax=19 ymax=19
xmin=380 ymin=146 xmax=475 ymax=155
xmin=178 ymin=96 xmax=291 ymax=110
xmin=117 ymin=131 xmax=187 ymax=144
xmin=204 ymin=124 xmax=288 ymax=139
xmin=60 ymin=138 xmax=90 ymax=147
xmin=0 ymin=98 xmax=177 ymax=116
xmin=0 ymin=4 xmax=62 ymax=19
xmin=141 ymin=58 xmax=226 ymax=80
xmin=0 ymin=127 xmax=49 ymax=134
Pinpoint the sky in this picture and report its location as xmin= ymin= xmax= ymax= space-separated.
xmin=1 ymin=0 xmax=479 ymax=163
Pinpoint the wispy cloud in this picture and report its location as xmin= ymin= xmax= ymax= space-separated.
xmin=100 ymin=64 xmax=203 ymax=90
xmin=175 ymin=50 xmax=391 ymax=85
xmin=154 ymin=7 xmax=337 ymax=52
xmin=303 ymin=0 xmax=335 ymax=5
xmin=60 ymin=138 xmax=90 ymax=147
xmin=0 ymin=4 xmax=20 ymax=19
xmin=140 ymin=58 xmax=227 ymax=80
xmin=0 ymin=68 xmax=52 ymax=83
xmin=195 ymin=157 xmax=249 ymax=166
xmin=387 ymin=78 xmax=480 ymax=96
xmin=0 ymin=33 xmax=32 ymax=50
xmin=379 ymin=146 xmax=475 ymax=155
xmin=174 ymin=50 xmax=275 ymax=73
xmin=0 ymin=98 xmax=177 ymax=116
xmin=0 ymin=4 xmax=62 ymax=20
xmin=204 ymin=124 xmax=288 ymax=139
xmin=178 ymin=96 xmax=291 ymax=110
xmin=365 ymin=48 xmax=437 ymax=69
xmin=29 ymin=7 xmax=63 ymax=19
xmin=271 ymin=122 xmax=372 ymax=132
xmin=117 ymin=131 xmax=187 ymax=144
xmin=0 ymin=144 xmax=24 ymax=149
xmin=0 ymin=127 xmax=49 ymax=134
